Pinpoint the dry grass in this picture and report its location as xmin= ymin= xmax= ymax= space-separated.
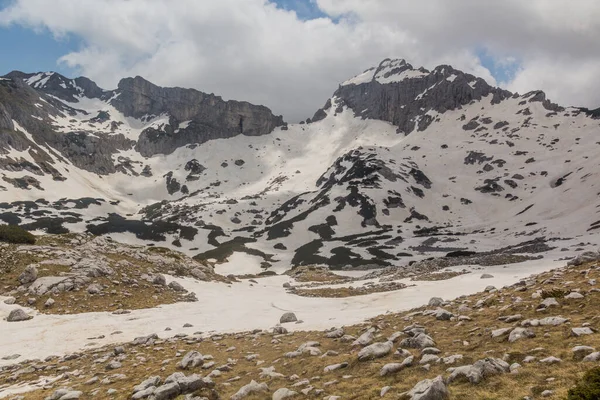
xmin=3 ymin=260 xmax=600 ymax=399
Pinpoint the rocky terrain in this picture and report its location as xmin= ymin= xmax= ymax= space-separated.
xmin=0 ymin=233 xmax=219 ymax=315
xmin=1 ymin=250 xmax=600 ymax=399
xmin=0 ymin=57 xmax=600 ymax=399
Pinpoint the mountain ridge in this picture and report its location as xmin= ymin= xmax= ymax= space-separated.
xmin=0 ymin=58 xmax=598 ymax=274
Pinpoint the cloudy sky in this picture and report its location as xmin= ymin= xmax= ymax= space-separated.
xmin=1 ymin=0 xmax=599 ymax=122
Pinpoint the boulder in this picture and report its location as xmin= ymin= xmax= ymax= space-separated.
xmin=404 ymin=376 xmax=449 ymax=400
xmin=358 ymin=341 xmax=394 ymax=361
xmin=272 ymin=388 xmax=297 ymax=400
xmin=508 ymin=328 xmax=535 ymax=343
xmin=428 ymin=297 xmax=444 ymax=307
xmin=231 ymin=380 xmax=269 ymax=399
xmin=18 ymin=265 xmax=38 ymax=285
xmin=280 ymin=312 xmax=298 ymax=324
xmin=7 ymin=308 xmax=32 ymax=322
xmin=448 ymin=358 xmax=509 ymax=384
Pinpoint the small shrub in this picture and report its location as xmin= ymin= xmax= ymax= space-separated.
xmin=567 ymin=367 xmax=600 ymax=400
xmin=541 ymin=288 xmax=567 ymax=299
xmin=0 ymin=225 xmax=36 ymax=244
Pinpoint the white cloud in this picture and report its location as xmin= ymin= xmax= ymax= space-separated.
xmin=1 ymin=0 xmax=599 ymax=121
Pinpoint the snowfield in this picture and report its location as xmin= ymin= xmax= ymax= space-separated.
xmin=0 ymin=256 xmax=563 ymax=368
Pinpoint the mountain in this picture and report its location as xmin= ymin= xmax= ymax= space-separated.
xmin=0 ymin=59 xmax=599 ymax=273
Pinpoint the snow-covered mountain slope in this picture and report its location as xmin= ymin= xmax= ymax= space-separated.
xmin=0 ymin=59 xmax=599 ymax=272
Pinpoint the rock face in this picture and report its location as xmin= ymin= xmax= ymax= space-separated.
xmin=113 ymin=76 xmax=285 ymax=157
xmin=316 ymin=59 xmax=515 ymax=134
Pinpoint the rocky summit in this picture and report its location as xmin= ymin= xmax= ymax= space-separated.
xmin=0 ymin=57 xmax=599 ymax=399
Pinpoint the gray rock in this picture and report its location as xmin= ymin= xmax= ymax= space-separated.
xmin=539 ymin=356 xmax=561 ymax=364
xmin=231 ymin=380 xmax=269 ymax=400
xmin=168 ymin=281 xmax=186 ymax=292
xmin=358 ymin=341 xmax=394 ymax=361
xmin=133 ymin=376 xmax=160 ymax=393
xmin=565 ymin=292 xmax=585 ymax=299
xmin=3 ymin=297 xmax=15 ymax=305
xmin=280 ymin=312 xmax=297 ymax=324
xmin=571 ymin=327 xmax=595 ymax=337
xmin=428 ymin=297 xmax=444 ymax=307
xmin=538 ymin=297 xmax=559 ymax=309
xmin=400 ymin=333 xmax=435 ymax=349
xmin=508 ymin=328 xmax=535 ymax=343
xmin=178 ymin=351 xmax=204 ymax=369
xmin=572 ymin=346 xmax=595 ymax=361
xmin=272 ymin=388 xmax=297 ymax=400
xmin=324 ymin=362 xmax=348 ymax=373
xmin=153 ymin=382 xmax=180 ymax=400
xmin=153 ymin=274 xmax=167 ymax=286
xmin=480 ymin=273 xmax=494 ymax=279
xmin=190 ymin=268 xmax=208 ymax=281
xmin=325 ymin=328 xmax=345 ymax=339
xmin=583 ymin=352 xmax=600 ymax=362
xmin=44 ymin=298 xmax=55 ymax=308
xmin=491 ymin=328 xmax=512 ymax=339
xmin=352 ymin=328 xmax=375 ymax=347
xmin=448 ymin=358 xmax=509 ymax=384
xmin=19 ymin=265 xmax=38 ymax=285
xmin=87 ymin=283 xmax=103 ymax=294
xmin=405 ymin=375 xmax=449 ymax=400
xmin=434 ymin=308 xmax=453 ymax=321
xmin=7 ymin=308 xmax=32 ymax=322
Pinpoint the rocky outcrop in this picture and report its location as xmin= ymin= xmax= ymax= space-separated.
xmin=112 ymin=76 xmax=285 ymax=157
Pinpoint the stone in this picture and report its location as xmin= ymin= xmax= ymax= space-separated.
xmin=18 ymin=265 xmax=38 ymax=285
xmin=420 ymin=354 xmax=440 ymax=365
xmin=7 ymin=308 xmax=32 ymax=322
xmin=572 ymin=346 xmax=595 ymax=361
xmin=539 ymin=356 xmax=561 ymax=364
xmin=565 ymin=292 xmax=584 ymax=299
xmin=538 ymin=297 xmax=559 ymax=308
xmin=428 ymin=297 xmax=444 ymax=307
xmin=3 ymin=297 xmax=15 ymax=305
xmin=280 ymin=312 xmax=298 ymax=324
xmin=583 ymin=352 xmax=600 ymax=362
xmin=44 ymin=298 xmax=55 ymax=308
xmin=106 ymin=360 xmax=122 ymax=370
xmin=324 ymin=362 xmax=348 ymax=373
xmin=231 ymin=380 xmax=269 ymax=400
xmin=571 ymin=327 xmax=595 ymax=337
xmin=352 ymin=328 xmax=375 ymax=347
xmin=448 ymin=358 xmax=509 ymax=384
xmin=491 ymin=328 xmax=512 ymax=339
xmin=358 ymin=341 xmax=394 ymax=361
xmin=87 ymin=283 xmax=103 ymax=294
xmin=480 ymin=273 xmax=494 ymax=279
xmin=405 ymin=375 xmax=449 ymax=400
xmin=325 ymin=328 xmax=345 ymax=339
xmin=272 ymin=388 xmax=297 ymax=400
xmin=508 ymin=328 xmax=536 ymax=343
xmin=169 ymin=281 xmax=186 ymax=292
xmin=400 ymin=333 xmax=435 ymax=349
xmin=179 ymin=351 xmax=204 ymax=369
xmin=434 ymin=308 xmax=453 ymax=321
xmin=153 ymin=274 xmax=167 ymax=286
